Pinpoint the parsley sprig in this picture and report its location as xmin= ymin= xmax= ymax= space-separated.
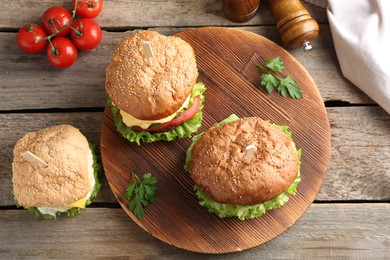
xmin=256 ymin=56 xmax=302 ymax=99
xmin=124 ymin=172 xmax=157 ymax=220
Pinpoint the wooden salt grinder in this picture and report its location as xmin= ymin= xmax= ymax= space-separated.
xmin=268 ymin=0 xmax=319 ymax=50
xmin=222 ymin=0 xmax=260 ymax=23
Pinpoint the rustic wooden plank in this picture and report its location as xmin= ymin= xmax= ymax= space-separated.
xmin=0 ymin=204 xmax=388 ymax=258
xmin=0 ymin=0 xmax=327 ymax=29
xmin=0 ymin=25 xmax=373 ymax=111
xmin=2 ymin=1 xmax=386 ymax=257
xmin=318 ymin=106 xmax=390 ymax=201
xmin=1 ymin=106 xmax=389 ymax=206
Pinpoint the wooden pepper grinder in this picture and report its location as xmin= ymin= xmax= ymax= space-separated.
xmin=222 ymin=0 xmax=261 ymax=23
xmin=268 ymin=0 xmax=319 ymax=50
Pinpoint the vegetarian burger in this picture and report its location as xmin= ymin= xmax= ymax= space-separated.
xmin=105 ymin=30 xmax=206 ymax=145
xmin=12 ymin=124 xmax=101 ymax=219
xmin=185 ymin=114 xmax=301 ymax=220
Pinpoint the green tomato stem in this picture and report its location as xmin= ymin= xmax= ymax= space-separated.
xmin=34 ymin=0 xmax=80 ymax=43
xmin=48 ymin=38 xmax=58 ymax=56
xmin=72 ymin=0 xmax=78 ymax=19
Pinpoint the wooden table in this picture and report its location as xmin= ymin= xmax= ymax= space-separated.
xmin=1 ymin=1 xmax=389 ymax=258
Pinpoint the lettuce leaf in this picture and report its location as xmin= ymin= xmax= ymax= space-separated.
xmin=107 ymin=82 xmax=206 ymax=145
xmin=184 ymin=114 xmax=302 ymax=220
xmin=18 ymin=143 xmax=102 ymax=219
xmin=87 ymin=142 xmax=102 ymax=205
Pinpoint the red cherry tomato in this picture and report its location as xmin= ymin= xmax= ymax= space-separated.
xmin=46 ymin=37 xmax=77 ymax=68
xmin=17 ymin=24 xmax=48 ymax=54
xmin=70 ymin=18 xmax=102 ymax=51
xmin=160 ymin=96 xmax=201 ymax=129
xmin=72 ymin=0 xmax=103 ymax=18
xmin=41 ymin=6 xmax=72 ymax=37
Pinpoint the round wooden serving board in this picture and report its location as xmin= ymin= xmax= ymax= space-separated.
xmin=100 ymin=27 xmax=331 ymax=254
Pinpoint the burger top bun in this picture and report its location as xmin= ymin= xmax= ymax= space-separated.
xmin=12 ymin=125 xmax=91 ymax=208
xmin=105 ymin=30 xmax=198 ymax=121
xmin=190 ymin=117 xmax=299 ymax=205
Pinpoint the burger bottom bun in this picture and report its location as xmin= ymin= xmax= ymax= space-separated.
xmin=12 ymin=124 xmax=91 ymax=208
xmin=190 ymin=117 xmax=299 ymax=205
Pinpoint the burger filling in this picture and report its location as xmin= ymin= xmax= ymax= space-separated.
xmin=119 ymin=95 xmax=191 ymax=129
xmin=185 ymin=114 xmax=302 ymax=220
xmin=107 ymin=82 xmax=206 ymax=145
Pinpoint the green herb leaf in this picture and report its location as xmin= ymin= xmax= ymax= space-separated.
xmin=124 ymin=184 xmax=135 ymax=199
xmin=280 ymin=75 xmax=302 ymax=99
xmin=142 ymin=173 xmax=158 ymax=185
xmin=277 ymin=82 xmax=288 ymax=97
xmin=257 ymin=56 xmax=302 ymax=99
xmin=260 ymin=73 xmax=278 ymax=93
xmin=265 ymin=56 xmax=285 ymax=72
xmin=123 ymin=172 xmax=158 ymax=220
xmin=144 ymin=185 xmax=157 ymax=202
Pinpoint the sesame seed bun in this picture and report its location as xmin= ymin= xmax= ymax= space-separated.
xmin=12 ymin=125 xmax=91 ymax=208
xmin=190 ymin=117 xmax=299 ymax=205
xmin=105 ymin=30 xmax=198 ymax=120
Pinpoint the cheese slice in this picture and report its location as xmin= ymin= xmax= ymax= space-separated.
xmin=119 ymin=95 xmax=191 ymax=129
xmin=67 ymin=196 xmax=87 ymax=208
xmin=66 ymin=148 xmax=95 ymax=209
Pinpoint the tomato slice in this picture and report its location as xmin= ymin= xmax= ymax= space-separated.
xmin=131 ymin=96 xmax=201 ymax=132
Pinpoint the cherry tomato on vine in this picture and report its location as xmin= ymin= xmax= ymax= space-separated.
xmin=46 ymin=37 xmax=77 ymax=68
xmin=17 ymin=24 xmax=48 ymax=54
xmin=72 ymin=0 xmax=103 ymax=18
xmin=41 ymin=6 xmax=72 ymax=37
xmin=70 ymin=18 xmax=102 ymax=51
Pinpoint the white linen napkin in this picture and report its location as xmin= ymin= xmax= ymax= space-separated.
xmin=306 ymin=0 xmax=390 ymax=114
